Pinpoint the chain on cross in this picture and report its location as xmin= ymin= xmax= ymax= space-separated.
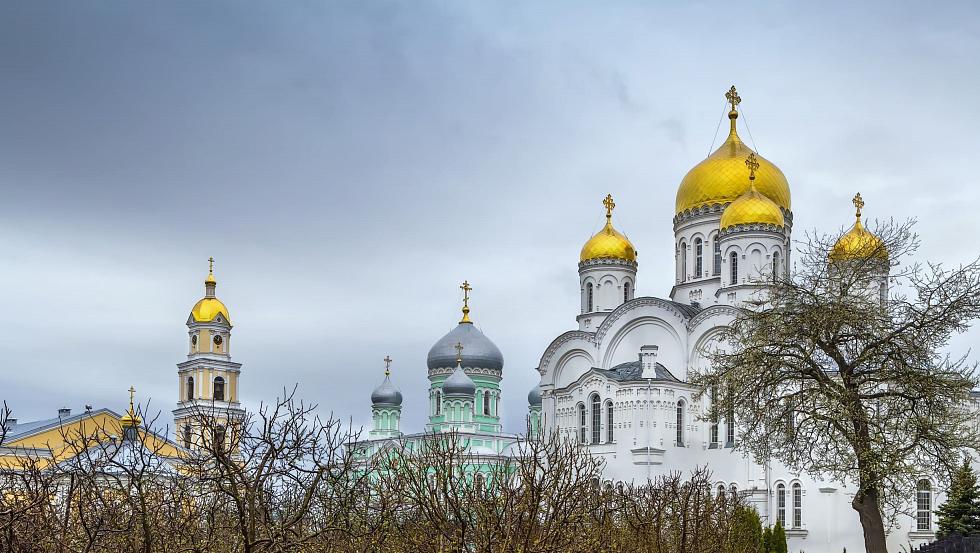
xmin=383 ymin=355 xmax=392 ymax=376
xmin=744 ymin=153 xmax=760 ymax=181
xmin=853 ymin=193 xmax=865 ymax=218
xmin=726 ymin=85 xmax=741 ymax=112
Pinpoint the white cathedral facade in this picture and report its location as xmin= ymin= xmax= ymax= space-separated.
xmin=531 ymin=88 xmax=945 ymax=552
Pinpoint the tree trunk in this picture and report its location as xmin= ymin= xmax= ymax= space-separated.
xmin=852 ymin=486 xmax=888 ymax=553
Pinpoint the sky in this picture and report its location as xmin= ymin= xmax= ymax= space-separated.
xmin=2 ymin=1 xmax=979 ymax=435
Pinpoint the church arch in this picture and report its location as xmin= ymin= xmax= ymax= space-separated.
xmin=599 ymin=316 xmax=686 ymax=378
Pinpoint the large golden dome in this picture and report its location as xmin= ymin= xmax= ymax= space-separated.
xmin=720 ymin=181 xmax=784 ymax=230
xmin=190 ymin=258 xmax=232 ymax=323
xmin=581 ymin=194 xmax=637 ymax=263
xmin=830 ymin=193 xmax=887 ymax=261
xmin=676 ymin=88 xmax=791 ymax=215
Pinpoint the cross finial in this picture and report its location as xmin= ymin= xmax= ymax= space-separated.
xmin=745 ymin=153 xmax=760 ymax=181
xmin=602 ymin=194 xmax=616 ymax=220
xmin=208 ymin=256 xmax=214 ymax=275
xmin=459 ymin=280 xmax=473 ymax=323
xmin=852 ymin=193 xmax=865 ymax=219
xmin=127 ymin=386 xmax=136 ymax=413
xmin=383 ymin=355 xmax=392 ymax=377
xmin=726 ymin=85 xmax=741 ymax=112
xmin=454 ymin=341 xmax=464 ymax=365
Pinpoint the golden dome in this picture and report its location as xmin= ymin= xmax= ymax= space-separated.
xmin=120 ymin=386 xmax=142 ymax=428
xmin=676 ymin=87 xmax=791 ymax=215
xmin=190 ymin=257 xmax=232 ymax=323
xmin=720 ymin=182 xmax=785 ymax=230
xmin=581 ymin=194 xmax=637 ymax=263
xmin=830 ymin=193 xmax=888 ymax=261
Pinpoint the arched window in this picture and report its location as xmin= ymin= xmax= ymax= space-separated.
xmin=713 ymin=236 xmax=721 ymax=275
xmin=213 ymin=377 xmax=225 ymax=401
xmin=623 ymin=282 xmax=631 ymax=303
xmin=586 ymin=283 xmax=594 ymax=312
xmin=772 ymin=250 xmax=781 ymax=279
xmin=591 ymin=394 xmax=601 ymax=444
xmin=792 ymin=482 xmax=803 ymax=528
xmin=879 ymin=281 xmax=888 ymax=306
xmin=729 ymin=252 xmax=739 ymax=285
xmin=606 ymin=401 xmax=614 ymax=443
xmin=680 ymin=242 xmax=688 ymax=281
xmin=694 ymin=238 xmax=703 ymax=278
xmin=776 ymin=483 xmax=786 ymax=527
xmin=213 ymin=424 xmax=226 ymax=452
xmin=474 ymin=472 xmax=485 ymax=491
xmin=917 ymin=479 xmax=932 ymax=531
xmin=709 ymin=386 xmax=719 ymax=446
xmin=675 ymin=400 xmax=685 ymax=447
xmin=726 ymin=389 xmax=736 ymax=446
xmin=186 ymin=377 xmax=194 ymax=401
xmin=716 ymin=484 xmax=726 ymax=499
xmin=730 ymin=483 xmax=737 ymax=496
xmin=435 ymin=390 xmax=442 ymax=416
xmin=578 ymin=403 xmax=587 ymax=444
xmin=183 ymin=425 xmax=192 ymax=449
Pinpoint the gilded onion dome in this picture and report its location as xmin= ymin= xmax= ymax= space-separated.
xmin=580 ymin=194 xmax=637 ymax=263
xmin=676 ymin=86 xmax=791 ymax=215
xmin=190 ymin=257 xmax=231 ymax=324
xmin=720 ymin=153 xmax=785 ymax=230
xmin=830 ymin=193 xmax=888 ymax=261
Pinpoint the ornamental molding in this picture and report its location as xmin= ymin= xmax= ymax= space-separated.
xmin=537 ymin=330 xmax=596 ymax=375
xmin=428 ymin=366 xmax=502 ymax=378
xmin=719 ymin=223 xmax=789 ymax=237
xmin=578 ymin=258 xmax=638 ymax=270
xmin=594 ymin=297 xmax=692 ymax=345
xmin=687 ymin=305 xmax=740 ymax=331
xmin=673 ymin=203 xmax=727 ymax=226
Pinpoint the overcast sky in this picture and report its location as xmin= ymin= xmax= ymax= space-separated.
xmin=2 ymin=1 xmax=979 ymax=434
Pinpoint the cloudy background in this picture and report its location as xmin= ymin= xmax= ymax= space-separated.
xmin=2 ymin=1 xmax=979 ymax=434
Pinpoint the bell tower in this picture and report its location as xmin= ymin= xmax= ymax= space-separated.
xmin=173 ymin=258 xmax=244 ymax=452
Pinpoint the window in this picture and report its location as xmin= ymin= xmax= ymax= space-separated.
xmin=606 ymin=401 xmax=615 ymax=443
xmin=214 ymin=424 xmax=226 ymax=452
xmin=917 ymin=479 xmax=932 ymax=531
xmin=695 ymin=238 xmax=703 ymax=278
xmin=676 ymin=400 xmax=685 ymax=446
xmin=879 ymin=282 xmax=888 ymax=306
xmin=729 ymin=252 xmax=739 ymax=285
xmin=709 ymin=386 xmax=719 ymax=446
xmin=474 ymin=472 xmax=485 ymax=491
xmin=591 ymin=394 xmax=601 ymax=444
xmin=726 ymin=399 xmax=735 ymax=446
xmin=787 ymin=400 xmax=796 ymax=436
xmin=680 ymin=242 xmax=687 ymax=281
xmin=792 ymin=483 xmax=802 ymax=528
xmin=186 ymin=377 xmax=194 ymax=401
xmin=586 ymin=283 xmax=594 ymax=312
xmin=772 ymin=250 xmax=780 ymax=279
xmin=713 ymin=236 xmax=721 ymax=275
xmin=623 ymin=282 xmax=631 ymax=303
xmin=776 ymin=483 xmax=786 ymax=527
xmin=213 ymin=377 xmax=225 ymax=401
xmin=578 ymin=403 xmax=587 ymax=444
xmin=183 ymin=425 xmax=192 ymax=448
xmin=435 ymin=390 xmax=442 ymax=416
xmin=730 ymin=483 xmax=737 ymax=496
xmin=716 ymin=484 xmax=726 ymax=499
xmin=483 ymin=391 xmax=491 ymax=416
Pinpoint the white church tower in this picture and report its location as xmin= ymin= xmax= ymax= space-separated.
xmin=577 ymin=194 xmax=637 ymax=331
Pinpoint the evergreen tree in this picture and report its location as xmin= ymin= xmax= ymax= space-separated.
xmin=762 ymin=526 xmax=772 ymax=553
xmin=729 ymin=505 xmax=764 ymax=552
xmin=936 ymin=458 xmax=980 ymax=538
xmin=772 ymin=520 xmax=787 ymax=553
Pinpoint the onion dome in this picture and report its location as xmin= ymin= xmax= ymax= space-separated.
xmin=580 ymin=194 xmax=637 ymax=263
xmin=427 ymin=282 xmax=504 ymax=371
xmin=831 ymin=193 xmax=888 ymax=261
xmin=720 ymin=153 xmax=785 ymax=230
xmin=528 ymin=384 xmax=542 ymax=407
xmin=443 ymin=365 xmax=477 ymax=397
xmin=676 ymin=86 xmax=791 ymax=215
xmin=371 ymin=375 xmax=403 ymax=407
xmin=191 ymin=257 xmax=231 ymax=324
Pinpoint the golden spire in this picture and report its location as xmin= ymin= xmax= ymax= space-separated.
xmin=745 ymin=153 xmax=760 ymax=182
xmin=206 ymin=256 xmax=216 ymax=284
xmin=454 ymin=341 xmax=464 ymax=365
xmin=725 ymin=85 xmax=741 ymax=131
xmin=384 ymin=355 xmax=392 ymax=377
xmin=459 ymin=280 xmax=473 ymax=323
xmin=853 ymin=192 xmax=865 ymax=220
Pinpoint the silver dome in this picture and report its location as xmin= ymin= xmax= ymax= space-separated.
xmin=371 ymin=375 xmax=403 ymax=406
xmin=528 ymin=384 xmax=542 ymax=406
xmin=427 ymin=323 xmax=504 ymax=372
xmin=443 ymin=366 xmax=476 ymax=397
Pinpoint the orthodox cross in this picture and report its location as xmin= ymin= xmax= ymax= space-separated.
xmin=853 ymin=193 xmax=864 ymax=219
xmin=208 ymin=256 xmax=214 ymax=275
xmin=744 ymin=153 xmax=760 ymax=181
xmin=383 ymin=355 xmax=392 ymax=377
xmin=603 ymin=194 xmax=616 ymax=220
xmin=726 ymin=85 xmax=741 ymax=112
xmin=454 ymin=341 xmax=464 ymax=365
xmin=459 ymin=280 xmax=473 ymax=323
xmin=128 ymin=385 xmax=136 ymax=412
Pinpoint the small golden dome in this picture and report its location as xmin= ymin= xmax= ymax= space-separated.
xmin=676 ymin=87 xmax=791 ymax=215
xmin=120 ymin=386 xmax=142 ymax=428
xmin=190 ymin=257 xmax=232 ymax=323
xmin=720 ymin=183 xmax=784 ymax=230
xmin=830 ymin=193 xmax=888 ymax=261
xmin=580 ymin=194 xmax=637 ymax=263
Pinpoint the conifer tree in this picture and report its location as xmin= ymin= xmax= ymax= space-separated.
xmin=772 ymin=520 xmax=787 ymax=553
xmin=936 ymin=458 xmax=980 ymax=538
xmin=762 ymin=525 xmax=772 ymax=553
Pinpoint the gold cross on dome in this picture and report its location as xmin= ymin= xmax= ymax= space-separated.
xmin=853 ymin=193 xmax=865 ymax=218
xmin=459 ymin=280 xmax=473 ymax=323
xmin=383 ymin=355 xmax=392 ymax=376
xmin=603 ymin=194 xmax=616 ymax=219
xmin=454 ymin=341 xmax=464 ymax=364
xmin=128 ymin=386 xmax=136 ymax=411
xmin=726 ymin=85 xmax=741 ymax=111
xmin=208 ymin=256 xmax=214 ymax=274
xmin=744 ymin=153 xmax=760 ymax=180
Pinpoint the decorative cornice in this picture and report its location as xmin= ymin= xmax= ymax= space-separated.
xmin=673 ymin=203 xmax=727 ymax=226
xmin=687 ymin=305 xmax=739 ymax=331
xmin=537 ymin=330 xmax=596 ymax=375
xmin=577 ymin=257 xmax=638 ymax=271
xmin=428 ymin=366 xmax=501 ymax=378
xmin=594 ymin=296 xmax=693 ymax=344
xmin=719 ymin=222 xmax=789 ymax=237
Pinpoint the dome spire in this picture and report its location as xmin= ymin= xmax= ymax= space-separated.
xmin=121 ymin=385 xmax=141 ymax=428
xmin=853 ymin=192 xmax=865 ymax=221
xmin=384 ymin=354 xmax=392 ymax=377
xmin=603 ymin=193 xmax=616 ymax=222
xmin=459 ymin=280 xmax=473 ymax=324
xmin=726 ymin=85 xmax=741 ymax=134
xmin=205 ymin=256 xmax=217 ymax=298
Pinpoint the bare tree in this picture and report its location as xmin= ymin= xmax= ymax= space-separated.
xmin=692 ymin=219 xmax=980 ymax=553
